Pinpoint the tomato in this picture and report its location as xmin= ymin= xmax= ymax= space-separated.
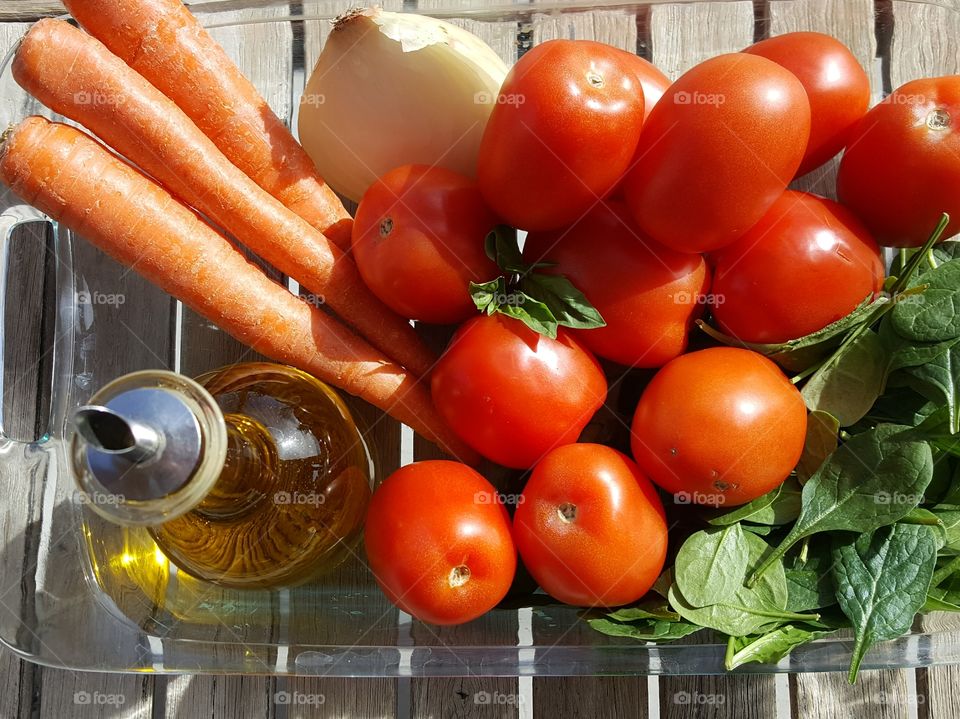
xmin=431 ymin=314 xmax=607 ymax=469
xmin=744 ymin=32 xmax=870 ymax=177
xmin=711 ymin=191 xmax=884 ymax=344
xmin=523 ymin=202 xmax=710 ymax=367
xmin=623 ymin=53 xmax=810 ymax=254
xmin=364 ymin=461 xmax=516 ymax=625
xmin=352 ymin=165 xmax=499 ymax=324
xmin=838 ymin=76 xmax=960 ymax=247
xmin=630 ymin=347 xmax=807 ymax=507
xmin=618 ymin=50 xmax=671 ymax=121
xmin=513 ymin=444 xmax=667 ymax=607
xmin=477 ymin=40 xmax=646 ymax=231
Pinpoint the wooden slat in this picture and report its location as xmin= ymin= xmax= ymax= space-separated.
xmin=648 ymin=1 xmax=755 ymax=79
xmin=166 ymin=674 xmax=274 ymax=718
xmin=791 ymin=670 xmax=914 ymax=719
xmin=889 ymin=1 xmax=960 ymax=87
xmin=532 ymin=7 xmax=638 ymax=50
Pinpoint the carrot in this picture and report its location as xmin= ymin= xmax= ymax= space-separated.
xmin=61 ymin=0 xmax=354 ymax=250
xmin=13 ymin=19 xmax=437 ymax=381
xmin=0 ymin=117 xmax=477 ymax=465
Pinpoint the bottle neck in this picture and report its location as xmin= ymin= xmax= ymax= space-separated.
xmin=71 ymin=371 xmax=229 ymax=527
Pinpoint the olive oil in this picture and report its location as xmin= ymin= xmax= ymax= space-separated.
xmin=72 ymin=363 xmax=372 ymax=590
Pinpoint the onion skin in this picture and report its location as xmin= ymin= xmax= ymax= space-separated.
xmin=298 ymin=8 xmax=508 ymax=203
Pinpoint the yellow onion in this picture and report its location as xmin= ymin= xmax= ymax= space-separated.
xmin=298 ymin=7 xmax=508 ymax=203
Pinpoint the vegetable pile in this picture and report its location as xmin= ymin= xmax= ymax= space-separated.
xmin=5 ymin=0 xmax=960 ymax=682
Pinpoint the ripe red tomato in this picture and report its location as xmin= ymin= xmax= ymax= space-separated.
xmin=477 ymin=40 xmax=646 ymax=231
xmin=631 ymin=347 xmax=807 ymax=507
xmin=623 ymin=53 xmax=810 ymax=254
xmin=513 ymin=444 xmax=667 ymax=607
xmin=711 ymin=191 xmax=884 ymax=344
xmin=838 ymin=76 xmax=960 ymax=247
xmin=744 ymin=31 xmax=870 ymax=177
xmin=618 ymin=50 xmax=671 ymax=121
xmin=352 ymin=165 xmax=499 ymax=324
xmin=523 ymin=202 xmax=710 ymax=367
xmin=364 ymin=461 xmax=516 ymax=625
xmin=431 ymin=314 xmax=607 ymax=469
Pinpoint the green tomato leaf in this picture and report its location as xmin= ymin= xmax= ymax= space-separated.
xmin=495 ymin=292 xmax=557 ymax=338
xmin=673 ymin=525 xmax=750 ymax=607
xmin=751 ymin=424 xmax=934 ymax=585
xmin=470 ymin=277 xmax=506 ymax=314
xmin=801 ymin=329 xmax=890 ymax=427
xmin=797 ymin=411 xmax=840 ymax=484
xmin=832 ymin=523 xmax=938 ymax=683
xmin=891 ymin=258 xmax=960 ymax=343
xmin=707 ymin=477 xmax=802 ymax=527
xmin=725 ymin=624 xmax=832 ymax=670
xmin=520 ymin=273 xmax=606 ymax=331
xmin=485 ymin=225 xmax=525 ymax=273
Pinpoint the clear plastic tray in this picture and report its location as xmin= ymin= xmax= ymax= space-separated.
xmin=1 ymin=0 xmax=959 ymax=676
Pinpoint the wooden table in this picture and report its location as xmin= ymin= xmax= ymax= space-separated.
xmin=1 ymin=1 xmax=960 ymax=716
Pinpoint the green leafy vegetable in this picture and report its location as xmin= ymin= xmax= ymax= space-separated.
xmin=751 ymin=424 xmax=934 ymax=585
xmin=797 ymin=411 xmax=840 ymax=483
xmin=587 ymin=616 xmax=703 ymax=642
xmin=832 ymin=523 xmax=938 ymax=682
xmin=471 ymin=225 xmax=605 ymax=338
xmin=669 ymin=531 xmax=818 ymax=636
xmin=891 ymin=258 xmax=960 ymax=343
xmin=801 ymin=329 xmax=889 ymax=427
xmin=725 ymin=624 xmax=832 ymax=670
xmin=673 ymin=525 xmax=750 ymax=607
xmin=706 ymin=477 xmax=802 ymax=527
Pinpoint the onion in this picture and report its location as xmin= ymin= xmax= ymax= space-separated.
xmin=298 ymin=8 xmax=508 ymax=203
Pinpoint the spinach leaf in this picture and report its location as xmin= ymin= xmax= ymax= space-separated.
xmin=832 ymin=523 xmax=938 ymax=682
xmin=587 ymin=616 xmax=703 ymax=642
xmin=901 ymin=340 xmax=960 ymax=435
xmin=670 ymin=531 xmax=818 ymax=636
xmin=751 ymin=424 xmax=934 ymax=584
xmin=797 ymin=411 xmax=840 ymax=483
xmin=673 ymin=525 xmax=750 ymax=607
xmin=707 ymin=477 xmax=802 ymax=527
xmin=606 ymin=597 xmax=681 ymax=623
xmin=891 ymin=258 xmax=960 ymax=343
xmin=725 ymin=624 xmax=833 ymax=670
xmin=784 ymin=539 xmax=837 ymax=612
xmin=930 ymin=504 xmax=960 ymax=554
xmin=801 ymin=329 xmax=889 ymax=427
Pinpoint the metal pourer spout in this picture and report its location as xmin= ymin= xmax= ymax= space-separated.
xmin=73 ymin=405 xmax=162 ymax=464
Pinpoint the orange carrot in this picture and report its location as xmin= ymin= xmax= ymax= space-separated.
xmin=62 ymin=0 xmax=354 ymax=250
xmin=14 ymin=19 xmax=437 ymax=380
xmin=0 ymin=117 xmax=477 ymax=464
